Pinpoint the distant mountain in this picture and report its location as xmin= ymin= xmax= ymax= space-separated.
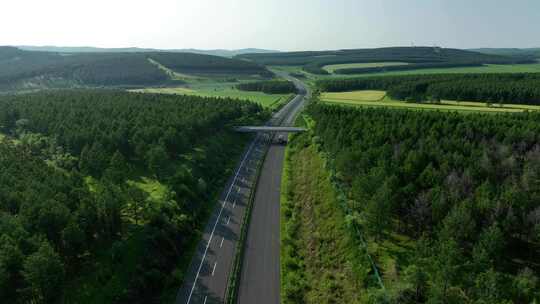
xmin=470 ymin=48 xmax=540 ymax=58
xmin=16 ymin=46 xmax=279 ymax=58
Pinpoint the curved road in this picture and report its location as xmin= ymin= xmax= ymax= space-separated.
xmin=176 ymin=75 xmax=309 ymax=304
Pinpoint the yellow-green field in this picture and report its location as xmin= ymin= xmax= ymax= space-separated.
xmin=272 ymin=61 xmax=540 ymax=81
xmin=131 ymin=85 xmax=292 ymax=109
xmin=321 ymin=90 xmax=540 ymax=113
xmin=323 ymin=62 xmax=408 ymax=73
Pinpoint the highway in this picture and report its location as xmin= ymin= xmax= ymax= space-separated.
xmin=237 ymin=75 xmax=309 ymax=304
xmin=176 ymin=75 xmax=309 ymax=304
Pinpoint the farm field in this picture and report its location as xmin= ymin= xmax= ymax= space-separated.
xmin=321 ymin=90 xmax=540 ymax=113
xmin=133 ymin=82 xmax=292 ymax=109
xmin=323 ymin=62 xmax=408 ymax=73
xmin=271 ymin=61 xmax=540 ymax=83
xmin=347 ymin=61 xmax=540 ymax=76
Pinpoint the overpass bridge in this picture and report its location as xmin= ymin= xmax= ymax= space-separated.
xmin=233 ymin=126 xmax=306 ymax=133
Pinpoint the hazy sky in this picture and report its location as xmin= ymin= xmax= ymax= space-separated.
xmin=3 ymin=0 xmax=539 ymax=51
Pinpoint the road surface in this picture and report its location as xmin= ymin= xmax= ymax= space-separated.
xmin=176 ymin=76 xmax=308 ymax=304
xmin=237 ymin=76 xmax=309 ymax=304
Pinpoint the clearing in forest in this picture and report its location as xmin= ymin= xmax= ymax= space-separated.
xmin=321 ymin=90 xmax=540 ymax=113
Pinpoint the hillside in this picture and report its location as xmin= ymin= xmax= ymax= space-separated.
xmin=0 ymin=47 xmax=271 ymax=91
xmin=237 ymin=46 xmax=533 ymax=75
xmin=17 ymin=46 xmax=279 ymax=58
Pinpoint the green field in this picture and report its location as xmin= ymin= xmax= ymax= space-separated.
xmin=351 ymin=62 xmax=540 ymax=77
xmin=321 ymin=90 xmax=540 ymax=113
xmin=272 ymin=61 xmax=540 ymax=81
xmin=323 ymin=62 xmax=408 ymax=73
xmin=132 ymin=82 xmax=292 ymax=109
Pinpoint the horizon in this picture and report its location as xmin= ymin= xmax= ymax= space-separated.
xmin=2 ymin=0 xmax=539 ymax=51
xmin=11 ymin=44 xmax=540 ymax=53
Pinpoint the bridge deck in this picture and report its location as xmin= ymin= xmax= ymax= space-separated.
xmin=234 ymin=126 xmax=306 ymax=133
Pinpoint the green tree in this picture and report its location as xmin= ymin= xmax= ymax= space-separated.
xmin=22 ymin=241 xmax=65 ymax=302
xmin=364 ymin=179 xmax=394 ymax=240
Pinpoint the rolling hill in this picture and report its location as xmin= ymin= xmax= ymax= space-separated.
xmin=237 ymin=46 xmax=534 ymax=75
xmin=0 ymin=46 xmax=271 ymax=91
xmin=17 ymin=46 xmax=279 ymax=58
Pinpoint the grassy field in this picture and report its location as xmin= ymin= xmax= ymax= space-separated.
xmin=351 ymin=62 xmax=540 ymax=77
xmin=132 ymin=82 xmax=292 ymax=109
xmin=321 ymin=90 xmax=540 ymax=113
xmin=323 ymin=62 xmax=408 ymax=73
xmin=281 ymin=131 xmax=365 ymax=304
xmin=272 ymin=61 xmax=540 ymax=81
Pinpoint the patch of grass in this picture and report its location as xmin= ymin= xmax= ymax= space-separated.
xmin=132 ymin=84 xmax=292 ymax=109
xmin=366 ymin=228 xmax=415 ymax=295
xmin=323 ymin=90 xmax=387 ymax=102
xmin=323 ymin=62 xmax=408 ymax=73
xmin=148 ymin=58 xmax=202 ymax=81
xmin=127 ymin=176 xmax=169 ymax=202
xmin=321 ymin=90 xmax=540 ymax=113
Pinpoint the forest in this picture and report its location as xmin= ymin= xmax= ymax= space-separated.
xmin=306 ymin=103 xmax=540 ymax=303
xmin=332 ymin=62 xmax=483 ymax=75
xmin=0 ymin=47 xmax=272 ymax=91
xmin=148 ymin=53 xmax=271 ymax=76
xmin=236 ymin=80 xmax=297 ymax=94
xmin=0 ymin=91 xmax=267 ymax=303
xmin=317 ymin=73 xmax=540 ymax=105
xmin=237 ymin=47 xmax=532 ymax=75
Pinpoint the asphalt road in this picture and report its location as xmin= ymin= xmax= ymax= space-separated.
xmin=237 ymin=77 xmax=309 ymax=304
xmin=176 ymin=77 xmax=308 ymax=304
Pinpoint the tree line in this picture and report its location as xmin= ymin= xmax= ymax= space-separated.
xmin=333 ymin=62 xmax=483 ymax=75
xmin=307 ymin=103 xmax=540 ymax=303
xmin=317 ymin=73 xmax=540 ymax=105
xmin=0 ymin=90 xmax=267 ymax=302
xmin=236 ymin=80 xmax=297 ymax=94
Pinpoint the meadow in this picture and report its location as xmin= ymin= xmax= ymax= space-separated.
xmin=321 ymin=90 xmax=540 ymax=113
xmin=133 ymin=81 xmax=293 ymax=109
xmin=323 ymin=62 xmax=408 ymax=73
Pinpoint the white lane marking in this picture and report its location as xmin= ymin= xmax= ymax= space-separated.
xmin=203 ymin=296 xmax=207 ymax=304
xmin=185 ymin=137 xmax=259 ymax=304
xmin=220 ymin=236 xmax=225 ymax=248
xmin=226 ymin=216 xmax=230 ymax=225
xmin=211 ymin=262 xmax=217 ymax=276
xmin=232 ymin=200 xmax=236 ymax=209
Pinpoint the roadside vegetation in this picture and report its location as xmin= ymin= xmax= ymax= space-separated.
xmin=303 ymin=102 xmax=540 ymax=303
xmin=281 ymin=125 xmax=366 ymax=304
xmin=0 ymin=91 xmax=267 ymax=303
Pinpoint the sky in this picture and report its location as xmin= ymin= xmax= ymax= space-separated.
xmin=2 ymin=0 xmax=539 ymax=51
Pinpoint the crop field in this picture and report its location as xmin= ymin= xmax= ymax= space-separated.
xmin=323 ymin=62 xmax=408 ymax=73
xmin=132 ymin=82 xmax=292 ymax=109
xmin=321 ymin=90 xmax=540 ymax=113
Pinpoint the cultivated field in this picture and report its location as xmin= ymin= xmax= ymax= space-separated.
xmin=323 ymin=62 xmax=408 ymax=73
xmin=321 ymin=90 xmax=540 ymax=113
